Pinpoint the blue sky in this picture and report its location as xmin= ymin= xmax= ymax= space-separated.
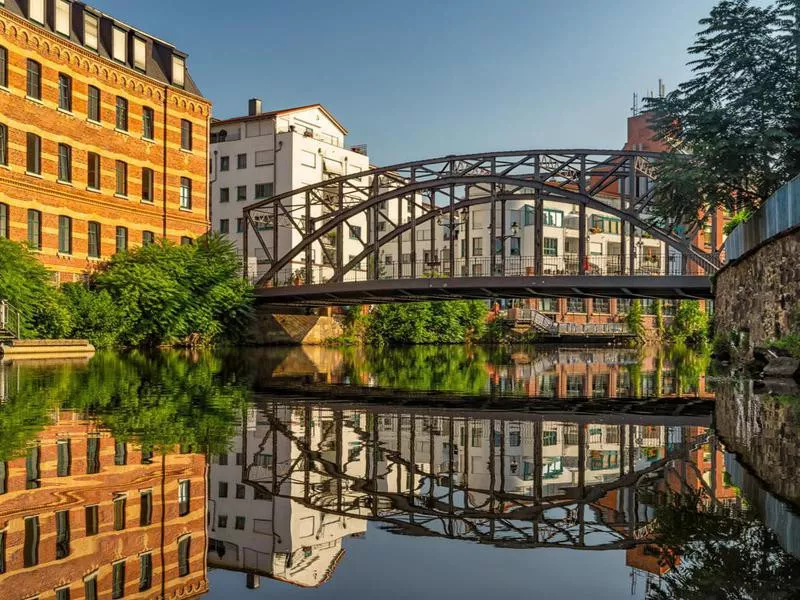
xmin=91 ymin=0 xmax=720 ymax=166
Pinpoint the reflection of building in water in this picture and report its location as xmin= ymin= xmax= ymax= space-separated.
xmin=207 ymin=406 xmax=368 ymax=589
xmin=0 ymin=411 xmax=207 ymax=600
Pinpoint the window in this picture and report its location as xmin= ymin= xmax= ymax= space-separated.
xmin=28 ymin=0 xmax=44 ymax=23
xmin=236 ymin=185 xmax=246 ymax=202
xmin=84 ymin=576 xmax=98 ymax=600
xmin=55 ymin=0 xmax=71 ymax=35
xmin=112 ymin=27 xmax=127 ymax=63
xmin=112 ymin=560 xmax=125 ymax=599
xmin=255 ymin=182 xmax=273 ymax=198
xmin=142 ymin=168 xmax=154 ymax=202
xmin=26 ymin=446 xmax=40 ymax=488
xmin=0 ymin=203 xmax=7 ymax=239
xmin=0 ymin=123 xmax=6 ymax=165
xmin=58 ymin=216 xmax=72 ymax=254
xmin=58 ymin=144 xmax=72 ymax=182
xmin=0 ymin=461 xmax=6 ymax=495
xmin=217 ymin=515 xmax=228 ymax=528
xmin=180 ymin=178 xmax=192 ymax=209
xmin=219 ymin=219 xmax=229 ymax=234
xmin=58 ymin=74 xmax=72 ymax=111
xmin=235 ymin=484 xmax=245 ymax=499
xmin=86 ymin=436 xmax=100 ymax=474
xmin=84 ymin=12 xmax=99 ymax=50
xmin=181 ymin=236 xmax=192 ymax=246
xmin=116 ymin=161 xmax=128 ymax=196
xmin=218 ymin=481 xmax=228 ymax=498
xmin=114 ymin=496 xmax=126 ymax=530
xmin=472 ymin=237 xmax=483 ymax=256
xmin=219 ymin=188 xmax=229 ymax=203
xmin=85 ymin=506 xmax=99 ymax=536
xmin=255 ymin=150 xmax=272 ymax=166
xmin=567 ymin=298 xmax=586 ymax=313
xmin=27 ymin=209 xmax=41 ymax=250
xmin=593 ymin=298 xmax=610 ymax=313
xmin=236 ymin=218 xmax=244 ymax=233
xmin=142 ymin=231 xmax=155 ymax=246
xmin=57 ymin=440 xmax=71 ymax=476
xmin=142 ymin=107 xmax=154 ymax=139
xmin=181 ymin=119 xmax=192 ymax=150
xmin=88 ymin=86 xmax=101 ymax=122
xmin=543 ymin=209 xmax=563 ymax=227
xmin=178 ymin=480 xmax=190 ymax=516
xmin=139 ymin=554 xmax=152 ymax=591
xmin=114 ymin=441 xmax=127 ymax=466
xmin=235 ymin=516 xmax=245 ymax=530
xmin=26 ymin=60 xmax=41 ymax=99
xmin=116 ymin=226 xmax=128 ymax=253
xmin=301 ymin=150 xmax=316 ymax=168
xmin=0 ymin=531 xmax=4 ymax=575
xmin=509 ymin=236 xmax=521 ymax=256
xmin=543 ymin=430 xmax=558 ymax=446
xmin=26 ymin=133 xmax=41 ymax=174
xmin=567 ymin=374 xmax=585 ymax=397
xmin=217 ymin=454 xmax=228 ymax=465
xmin=116 ymin=97 xmax=128 ymax=131
xmin=237 ymin=153 xmax=247 ymax=169
xmin=133 ymin=37 xmax=146 ymax=71
xmin=84 ymin=151 xmax=100 ymax=189
xmin=220 ymin=156 xmax=229 ymax=171
xmin=0 ymin=46 xmax=7 ymax=88
xmin=139 ymin=490 xmax=153 ymax=526
xmin=55 ymin=510 xmax=70 ymax=559
xmin=349 ymin=225 xmax=362 ymax=240
xmin=544 ymin=237 xmax=558 ymax=256
xmin=24 ymin=516 xmax=39 ymax=567
xmin=172 ymin=55 xmax=185 ymax=87
xmin=178 ymin=537 xmax=191 ymax=576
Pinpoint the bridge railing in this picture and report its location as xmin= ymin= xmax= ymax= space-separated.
xmin=259 ymin=253 xmax=708 ymax=287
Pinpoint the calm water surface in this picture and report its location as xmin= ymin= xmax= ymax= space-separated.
xmin=0 ymin=346 xmax=798 ymax=599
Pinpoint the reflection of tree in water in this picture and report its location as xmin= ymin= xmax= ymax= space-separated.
xmin=650 ymin=494 xmax=800 ymax=599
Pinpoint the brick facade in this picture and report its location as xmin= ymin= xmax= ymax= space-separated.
xmin=0 ymin=5 xmax=210 ymax=282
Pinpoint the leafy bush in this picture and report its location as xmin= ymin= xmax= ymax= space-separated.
xmin=366 ymin=300 xmax=488 ymax=345
xmin=60 ymin=284 xmax=123 ymax=348
xmin=670 ymin=301 xmax=710 ymax=346
xmin=723 ymin=209 xmax=753 ymax=235
xmin=626 ymin=300 xmax=645 ymax=339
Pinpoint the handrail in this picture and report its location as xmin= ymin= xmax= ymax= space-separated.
xmin=0 ymin=300 xmax=21 ymax=340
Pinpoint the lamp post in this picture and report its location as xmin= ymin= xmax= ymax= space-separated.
xmin=490 ymin=221 xmax=520 ymax=276
xmin=438 ymin=208 xmax=469 ymax=276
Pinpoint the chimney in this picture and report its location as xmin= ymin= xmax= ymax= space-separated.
xmin=248 ymin=98 xmax=263 ymax=116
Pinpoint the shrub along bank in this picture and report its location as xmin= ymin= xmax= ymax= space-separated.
xmin=0 ymin=235 xmax=253 ymax=348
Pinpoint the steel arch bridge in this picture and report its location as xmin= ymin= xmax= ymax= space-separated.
xmin=244 ymin=149 xmax=719 ymax=305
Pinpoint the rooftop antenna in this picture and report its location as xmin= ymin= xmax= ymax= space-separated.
xmin=659 ymin=78 xmax=665 ymax=98
xmin=631 ymin=92 xmax=639 ymax=116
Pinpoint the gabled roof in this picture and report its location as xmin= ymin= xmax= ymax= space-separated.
xmin=212 ymin=103 xmax=348 ymax=135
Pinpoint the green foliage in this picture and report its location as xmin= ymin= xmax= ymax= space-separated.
xmin=772 ymin=333 xmax=800 ymax=359
xmin=60 ymin=283 xmax=123 ymax=348
xmin=647 ymin=0 xmax=800 ymax=226
xmin=655 ymin=300 xmax=665 ymax=334
xmin=723 ymin=209 xmax=753 ymax=235
xmin=670 ymin=301 xmax=710 ymax=346
xmin=626 ymin=300 xmax=646 ymax=339
xmin=366 ymin=300 xmax=488 ymax=345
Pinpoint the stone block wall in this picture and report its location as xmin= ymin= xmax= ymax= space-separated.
xmin=714 ymin=227 xmax=800 ymax=350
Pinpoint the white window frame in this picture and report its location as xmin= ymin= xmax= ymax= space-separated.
xmin=172 ymin=55 xmax=185 ymax=87
xmin=112 ymin=27 xmax=127 ymax=63
xmin=133 ymin=37 xmax=146 ymax=71
xmin=84 ymin=12 xmax=98 ymax=50
xmin=55 ymin=0 xmax=70 ymax=36
xmin=301 ymin=150 xmax=316 ymax=168
xmin=28 ymin=0 xmax=44 ymax=23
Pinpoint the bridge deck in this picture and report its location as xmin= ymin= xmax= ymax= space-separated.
xmin=254 ymin=275 xmax=714 ymax=305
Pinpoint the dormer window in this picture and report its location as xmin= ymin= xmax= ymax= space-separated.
xmin=55 ymin=0 xmax=71 ymax=36
xmin=172 ymin=55 xmax=185 ymax=88
xmin=84 ymin=13 xmax=98 ymax=50
xmin=112 ymin=27 xmax=127 ymax=63
xmin=28 ymin=0 xmax=44 ymax=23
xmin=133 ymin=37 xmax=146 ymax=71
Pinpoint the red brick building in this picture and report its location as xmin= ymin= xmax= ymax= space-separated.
xmin=0 ymin=0 xmax=210 ymax=282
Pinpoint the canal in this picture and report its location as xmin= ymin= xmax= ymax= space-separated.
xmin=0 ymin=346 xmax=798 ymax=599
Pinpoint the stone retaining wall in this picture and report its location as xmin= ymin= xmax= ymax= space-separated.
xmin=714 ymin=227 xmax=800 ymax=351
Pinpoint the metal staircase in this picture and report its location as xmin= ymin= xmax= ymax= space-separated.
xmin=0 ymin=300 xmax=21 ymax=341
xmin=512 ymin=309 xmax=559 ymax=335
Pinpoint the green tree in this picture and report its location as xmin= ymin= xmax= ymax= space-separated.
xmin=670 ymin=300 xmax=710 ymax=346
xmin=366 ymin=300 xmax=488 ymax=345
xmin=647 ymin=0 xmax=800 ymax=226
xmin=626 ymin=300 xmax=646 ymax=339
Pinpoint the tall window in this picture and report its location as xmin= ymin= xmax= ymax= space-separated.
xmin=142 ymin=167 xmax=154 ymax=202
xmin=172 ymin=55 xmax=185 ymax=87
xmin=219 ymin=188 xmax=229 ymax=203
xmin=115 ymin=97 xmax=128 ymax=131
xmin=114 ymin=495 xmax=126 ymax=530
xmin=115 ymin=161 xmax=128 ymax=196
xmin=112 ymin=561 xmax=125 ymax=599
xmin=26 ymin=445 xmax=40 ymax=489
xmin=178 ymin=480 xmax=190 ymax=516
xmin=56 ymin=587 xmax=69 ymax=600
xmin=88 ymin=86 xmax=101 ymax=122
xmin=88 ymin=222 xmax=101 ymax=258
xmin=180 ymin=178 xmax=192 ymax=209
xmin=219 ymin=219 xmax=229 ymax=234
xmin=113 ymin=441 xmax=127 ymax=465
xmin=543 ymin=237 xmax=558 ymax=256
xmin=87 ymin=152 xmax=101 ymax=190
xmin=236 ymin=185 xmax=246 ymax=202
xmin=180 ymin=119 xmax=192 ymax=150
xmin=116 ymin=226 xmax=128 ymax=252
xmin=84 ymin=576 xmax=98 ymax=600
xmin=86 ymin=436 xmax=100 ymax=474
xmin=0 ymin=203 xmax=8 ymax=239
xmin=142 ymin=107 xmax=154 ymax=139
xmin=112 ymin=26 xmax=127 ymax=64
xmin=28 ymin=0 xmax=44 ymax=23
xmin=26 ymin=60 xmax=41 ymax=99
xmin=27 ymin=209 xmax=41 ymax=250
xmin=142 ymin=231 xmax=155 ymax=246
xmin=55 ymin=0 xmax=71 ymax=36
xmin=220 ymin=156 xmax=229 ymax=171
xmin=26 ymin=133 xmax=41 ymax=174
xmin=140 ymin=491 xmax=153 ymax=526
xmin=55 ymin=510 xmax=70 ymax=560
xmin=237 ymin=153 xmax=247 ymax=169
xmin=56 ymin=439 xmax=71 ymax=477
xmin=84 ymin=12 xmax=99 ymax=50
xmin=0 ymin=123 xmax=6 ymax=166
xmin=178 ymin=537 xmax=191 ymax=576
xmin=58 ymin=74 xmax=72 ymax=111
xmin=139 ymin=554 xmax=153 ymax=591
xmin=133 ymin=37 xmax=146 ymax=71
xmin=58 ymin=144 xmax=72 ymax=183
xmin=0 ymin=46 xmax=7 ymax=88
xmin=23 ymin=516 xmax=39 ymax=567
xmin=85 ymin=506 xmax=99 ymax=536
